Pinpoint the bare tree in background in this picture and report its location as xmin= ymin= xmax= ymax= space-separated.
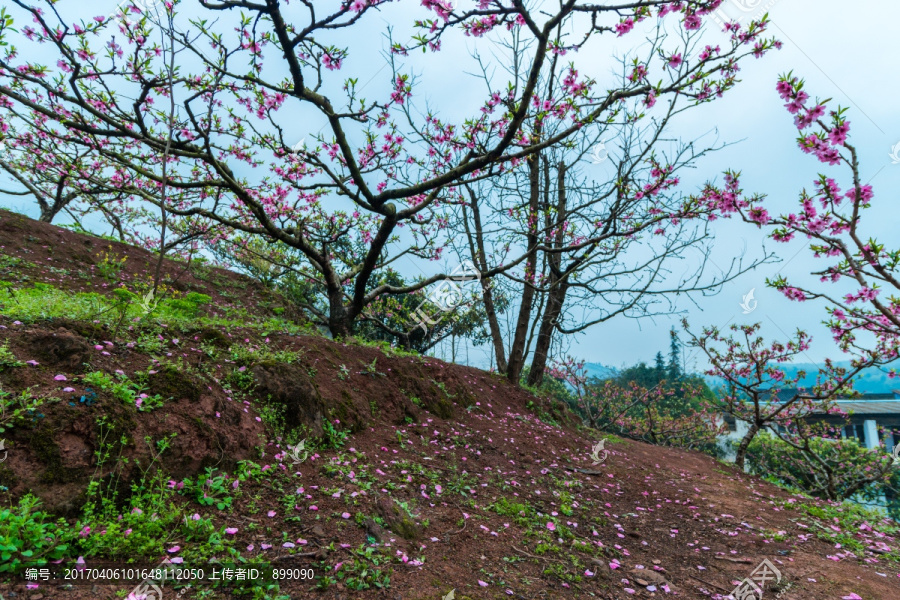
xmin=452 ymin=35 xmax=777 ymax=384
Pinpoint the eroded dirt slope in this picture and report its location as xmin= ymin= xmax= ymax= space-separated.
xmin=0 ymin=210 xmax=897 ymax=600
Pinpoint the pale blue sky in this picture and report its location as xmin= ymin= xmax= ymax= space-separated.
xmin=422 ymin=1 xmax=900 ymax=371
xmin=607 ymin=0 xmax=900 ymax=372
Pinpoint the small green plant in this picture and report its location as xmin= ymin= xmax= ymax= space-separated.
xmin=229 ymin=344 xmax=301 ymax=369
xmin=338 ymin=364 xmax=350 ymax=381
xmin=0 ymin=495 xmax=71 ymax=573
xmin=332 ymin=546 xmax=392 ymax=590
xmin=109 ymin=288 xmax=139 ymax=339
xmin=97 ymin=248 xmax=127 ymax=282
xmin=180 ymin=468 xmax=235 ymax=511
xmin=362 ymin=358 xmax=385 ymax=378
xmin=224 ymin=365 xmax=256 ymax=391
xmin=395 ymin=499 xmax=418 ymax=520
xmin=793 ymin=501 xmax=900 ymax=561
xmin=164 ymin=292 xmax=212 ymax=318
xmin=0 ymin=254 xmax=24 ymax=273
xmin=0 ymin=341 xmax=24 ymax=370
xmin=0 ymin=282 xmax=310 ymax=334
xmin=0 ymin=386 xmax=52 ymax=433
xmin=319 ymin=419 xmax=350 ymax=449
xmin=431 ymin=379 xmax=455 ymax=399
xmin=489 ymin=497 xmax=534 ymax=525
xmin=110 ymin=288 xmax=138 ymax=304
xmin=81 ymin=371 xmax=164 ymax=412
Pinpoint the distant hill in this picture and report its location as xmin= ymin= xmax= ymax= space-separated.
xmin=706 ymin=361 xmax=898 ymax=393
xmin=579 ymin=360 xmax=899 ymax=395
xmin=583 ymin=361 xmax=617 ymax=381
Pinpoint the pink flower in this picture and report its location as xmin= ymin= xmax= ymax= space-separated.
xmin=546 ymin=522 xmax=556 ymax=532
xmin=342 ymin=512 xmax=351 ymax=519
xmin=54 ymin=374 xmax=67 ymax=381
xmin=683 ymin=14 xmax=702 ymax=30
xmin=478 ymin=580 xmax=488 ymax=587
xmin=225 ymin=527 xmax=238 ymax=534
xmin=615 ymin=18 xmax=634 ymax=36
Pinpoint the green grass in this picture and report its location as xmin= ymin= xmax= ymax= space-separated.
xmin=0 ymin=281 xmax=308 ymax=335
xmin=792 ymin=500 xmax=900 ymax=562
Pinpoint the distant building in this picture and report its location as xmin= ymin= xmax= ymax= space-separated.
xmin=718 ymin=389 xmax=900 ymax=459
xmin=716 ymin=389 xmax=899 ymax=515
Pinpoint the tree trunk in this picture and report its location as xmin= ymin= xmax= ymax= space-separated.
xmin=327 ymin=285 xmax=352 ymax=338
xmin=527 ymin=161 xmax=568 ymax=388
xmin=481 ymin=278 xmax=508 ymax=373
xmin=527 ymin=283 xmax=567 ymax=387
xmin=37 ymin=190 xmax=66 ymax=223
xmin=506 ymin=150 xmax=541 ymax=384
xmin=38 ymin=207 xmax=57 ymax=223
xmin=734 ymin=422 xmax=760 ymax=470
xmin=463 ymin=187 xmax=508 ymax=374
xmin=328 ymin=314 xmax=352 ymax=339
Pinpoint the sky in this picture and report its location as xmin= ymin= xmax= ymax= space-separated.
xmin=1 ymin=0 xmax=898 ymax=376
xmin=589 ymin=0 xmax=900 ymax=373
xmin=422 ymin=0 xmax=900 ymax=373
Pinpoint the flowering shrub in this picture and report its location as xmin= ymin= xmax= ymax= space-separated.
xmin=549 ymin=357 xmax=724 ymax=452
xmin=746 ymin=432 xmax=899 ymax=514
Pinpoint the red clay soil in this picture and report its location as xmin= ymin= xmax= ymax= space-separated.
xmin=0 ymin=211 xmax=898 ymax=600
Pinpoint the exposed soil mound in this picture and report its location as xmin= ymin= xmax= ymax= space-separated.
xmin=0 ymin=320 xmax=266 ymax=516
xmin=251 ymin=362 xmax=327 ymax=435
xmin=23 ymin=329 xmax=93 ymax=372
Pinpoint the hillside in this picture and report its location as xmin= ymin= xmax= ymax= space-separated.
xmin=0 ymin=209 xmax=898 ymax=600
xmin=760 ymin=363 xmax=897 ymax=394
xmin=704 ymin=363 xmax=899 ymax=395
xmin=583 ymin=362 xmax=618 ymax=382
